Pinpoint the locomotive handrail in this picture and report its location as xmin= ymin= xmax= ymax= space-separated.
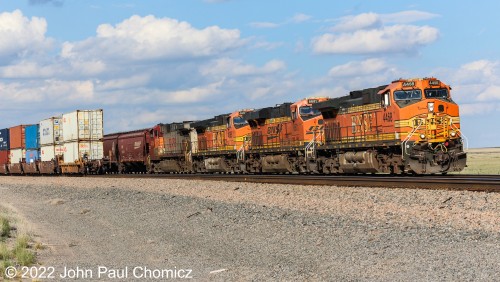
xmin=401 ymin=119 xmax=423 ymax=159
xmin=450 ymin=121 xmax=468 ymax=151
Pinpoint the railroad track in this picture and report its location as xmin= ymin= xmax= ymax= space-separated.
xmin=90 ymin=174 xmax=500 ymax=193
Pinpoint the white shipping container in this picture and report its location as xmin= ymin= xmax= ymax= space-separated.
xmin=9 ymin=148 xmax=25 ymax=163
xmin=62 ymin=141 xmax=103 ymax=163
xmin=39 ymin=117 xmax=63 ymax=145
xmin=62 ymin=110 xmax=103 ymax=142
xmin=40 ymin=145 xmax=64 ymax=162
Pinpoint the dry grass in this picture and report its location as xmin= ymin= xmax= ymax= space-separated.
xmin=0 ymin=216 xmax=10 ymax=239
xmin=0 ymin=216 xmax=37 ymax=278
xmin=457 ymin=147 xmax=500 ymax=175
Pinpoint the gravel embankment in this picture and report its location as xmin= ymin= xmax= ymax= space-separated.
xmin=0 ymin=176 xmax=499 ymax=281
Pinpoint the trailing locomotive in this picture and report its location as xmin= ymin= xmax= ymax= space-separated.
xmin=0 ymin=77 xmax=466 ymax=176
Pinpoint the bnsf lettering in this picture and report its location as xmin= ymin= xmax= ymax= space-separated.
xmin=351 ymin=113 xmax=375 ymax=134
xmin=267 ymin=124 xmax=283 ymax=135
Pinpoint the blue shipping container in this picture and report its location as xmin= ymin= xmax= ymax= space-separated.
xmin=0 ymin=128 xmax=9 ymax=151
xmin=25 ymin=124 xmax=40 ymax=149
xmin=25 ymin=149 xmax=40 ymax=163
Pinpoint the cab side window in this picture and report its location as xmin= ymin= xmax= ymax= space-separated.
xmin=381 ymin=91 xmax=390 ymax=107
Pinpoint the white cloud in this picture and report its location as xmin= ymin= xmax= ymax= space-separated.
xmin=453 ymin=60 xmax=498 ymax=84
xmin=0 ymin=79 xmax=94 ymax=106
xmin=0 ymin=10 xmax=52 ymax=61
xmin=313 ymin=24 xmax=439 ymax=55
xmin=0 ymin=61 xmax=56 ymax=78
xmin=328 ymin=58 xmax=390 ymax=77
xmin=62 ymin=15 xmax=243 ymax=62
xmin=476 ymin=85 xmax=500 ymax=101
xmin=291 ymin=13 xmax=311 ymax=23
xmin=460 ymin=103 xmax=497 ymax=116
xmin=316 ymin=10 xmax=439 ymax=55
xmin=310 ymin=86 xmax=348 ymax=98
xmin=98 ymin=74 xmax=150 ymax=91
xmin=250 ymin=13 xmax=311 ymax=29
xmin=330 ymin=10 xmax=439 ymax=33
xmin=249 ymin=22 xmax=280 ymax=28
xmin=200 ymin=58 xmax=286 ymax=77
xmin=331 ymin=13 xmax=382 ymax=32
xmin=383 ymin=10 xmax=439 ymax=24
xmin=167 ymin=80 xmax=224 ymax=103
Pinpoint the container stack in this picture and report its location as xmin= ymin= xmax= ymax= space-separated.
xmin=25 ymin=124 xmax=40 ymax=163
xmin=61 ymin=110 xmax=104 ymax=163
xmin=8 ymin=125 xmax=28 ymax=173
xmin=0 ymin=128 xmax=10 ymax=173
xmin=39 ymin=117 xmax=63 ymax=162
xmin=9 ymin=125 xmax=26 ymax=164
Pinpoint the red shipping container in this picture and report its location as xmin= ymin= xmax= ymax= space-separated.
xmin=9 ymin=125 xmax=26 ymax=149
xmin=0 ymin=150 xmax=9 ymax=165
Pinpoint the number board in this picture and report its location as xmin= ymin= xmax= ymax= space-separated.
xmin=308 ymin=99 xmax=319 ymax=104
xmin=428 ymin=80 xmax=440 ymax=86
xmin=402 ymin=81 xmax=415 ymax=87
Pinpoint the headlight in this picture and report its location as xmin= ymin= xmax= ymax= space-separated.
xmin=450 ymin=131 xmax=456 ymax=137
xmin=420 ymin=134 xmax=426 ymax=139
xmin=428 ymin=102 xmax=435 ymax=112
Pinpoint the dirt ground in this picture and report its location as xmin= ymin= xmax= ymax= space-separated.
xmin=0 ymin=176 xmax=499 ymax=281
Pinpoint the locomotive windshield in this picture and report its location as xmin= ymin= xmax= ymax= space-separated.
xmin=299 ymin=106 xmax=321 ymax=117
xmin=425 ymin=88 xmax=449 ymax=99
xmin=394 ymin=89 xmax=422 ymax=101
xmin=233 ymin=116 xmax=248 ymax=129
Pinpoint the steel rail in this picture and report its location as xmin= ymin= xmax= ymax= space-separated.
xmin=89 ymin=174 xmax=500 ymax=193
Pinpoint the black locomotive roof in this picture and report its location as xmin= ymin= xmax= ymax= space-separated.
xmin=191 ymin=113 xmax=230 ymax=129
xmin=313 ymin=85 xmax=387 ymax=112
xmin=243 ymin=103 xmax=292 ymax=121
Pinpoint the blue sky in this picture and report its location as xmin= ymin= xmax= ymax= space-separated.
xmin=0 ymin=0 xmax=499 ymax=148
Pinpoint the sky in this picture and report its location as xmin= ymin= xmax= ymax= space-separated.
xmin=0 ymin=0 xmax=499 ymax=148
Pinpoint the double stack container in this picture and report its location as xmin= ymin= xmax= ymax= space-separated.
xmin=25 ymin=124 xmax=40 ymax=163
xmin=39 ymin=117 xmax=63 ymax=162
xmin=0 ymin=128 xmax=10 ymax=174
xmin=8 ymin=125 xmax=27 ymax=173
xmin=61 ymin=110 xmax=104 ymax=163
xmin=23 ymin=124 xmax=40 ymax=173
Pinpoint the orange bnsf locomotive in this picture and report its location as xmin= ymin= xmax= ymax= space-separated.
xmin=313 ymin=77 xmax=466 ymax=175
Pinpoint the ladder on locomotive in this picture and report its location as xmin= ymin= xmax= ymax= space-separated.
xmin=236 ymin=141 xmax=245 ymax=162
xmin=305 ymin=130 xmax=322 ymax=162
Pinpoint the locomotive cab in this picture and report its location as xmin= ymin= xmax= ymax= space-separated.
xmin=381 ymin=78 xmax=467 ymax=174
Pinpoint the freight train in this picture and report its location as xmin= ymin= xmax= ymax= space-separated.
xmin=0 ymin=77 xmax=467 ymax=176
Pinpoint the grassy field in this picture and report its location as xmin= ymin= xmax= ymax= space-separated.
xmin=458 ymin=147 xmax=500 ymax=175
